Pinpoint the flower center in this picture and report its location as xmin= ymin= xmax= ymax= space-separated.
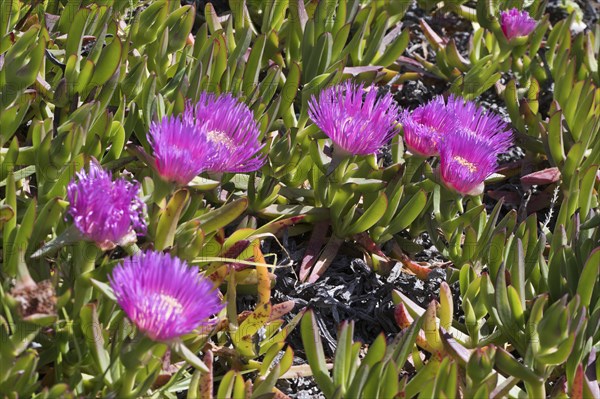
xmin=156 ymin=293 xmax=184 ymax=315
xmin=207 ymin=130 xmax=235 ymax=150
xmin=454 ymin=156 xmax=477 ymax=173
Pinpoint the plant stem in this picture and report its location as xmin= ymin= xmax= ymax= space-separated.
xmin=401 ymin=155 xmax=425 ymax=184
xmin=119 ymin=368 xmax=138 ymax=399
xmin=455 ymin=5 xmax=477 ymax=22
xmin=122 ymin=242 xmax=140 ymax=256
xmin=73 ymin=242 xmax=99 ymax=312
xmin=151 ymin=176 xmax=175 ymax=206
xmin=329 ymin=152 xmax=349 ymax=184
xmin=524 ymin=381 xmax=546 ymax=399
xmin=119 ymin=337 xmax=156 ymax=397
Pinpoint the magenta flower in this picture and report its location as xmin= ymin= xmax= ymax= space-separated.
xmin=186 ymin=93 xmax=265 ymax=173
xmin=109 ymin=250 xmax=223 ymax=341
xmin=148 ymin=114 xmax=215 ymax=185
xmin=446 ymin=95 xmax=512 ymax=153
xmin=439 ymin=132 xmax=499 ymax=196
xmin=308 ymin=81 xmax=401 ymax=156
xmin=500 ymin=8 xmax=537 ymax=40
xmin=400 ymin=96 xmax=457 ymax=157
xmin=67 ymin=162 xmax=146 ymax=250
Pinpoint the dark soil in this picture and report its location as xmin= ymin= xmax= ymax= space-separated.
xmin=278 ymin=374 xmax=326 ymax=399
xmin=546 ymin=0 xmax=571 ymax=25
xmin=265 ymin=233 xmax=451 ymax=398
xmin=183 ymin=0 xmax=231 ymax=31
xmin=547 ymin=0 xmax=599 ymax=27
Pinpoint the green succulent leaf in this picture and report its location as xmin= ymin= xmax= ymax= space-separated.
xmin=155 ymin=189 xmax=190 ymax=250
xmin=301 ymin=310 xmax=335 ymax=397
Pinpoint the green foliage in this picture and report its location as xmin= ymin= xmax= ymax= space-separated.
xmin=300 ymin=308 xmax=422 ymax=398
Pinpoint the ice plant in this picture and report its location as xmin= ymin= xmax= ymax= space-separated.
xmin=67 ymin=162 xmax=146 ymax=250
xmin=186 ymin=92 xmax=265 ymax=173
xmin=148 ymin=114 xmax=215 ymax=185
xmin=109 ymin=250 xmax=223 ymax=342
xmin=500 ymin=8 xmax=537 ymax=40
xmin=446 ymin=95 xmax=512 ymax=153
xmin=308 ymin=81 xmax=401 ymax=156
xmin=400 ymin=96 xmax=457 ymax=157
xmin=439 ymin=132 xmax=499 ymax=196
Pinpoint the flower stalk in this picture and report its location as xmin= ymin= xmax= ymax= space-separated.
xmin=72 ymin=243 xmax=99 ymax=312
